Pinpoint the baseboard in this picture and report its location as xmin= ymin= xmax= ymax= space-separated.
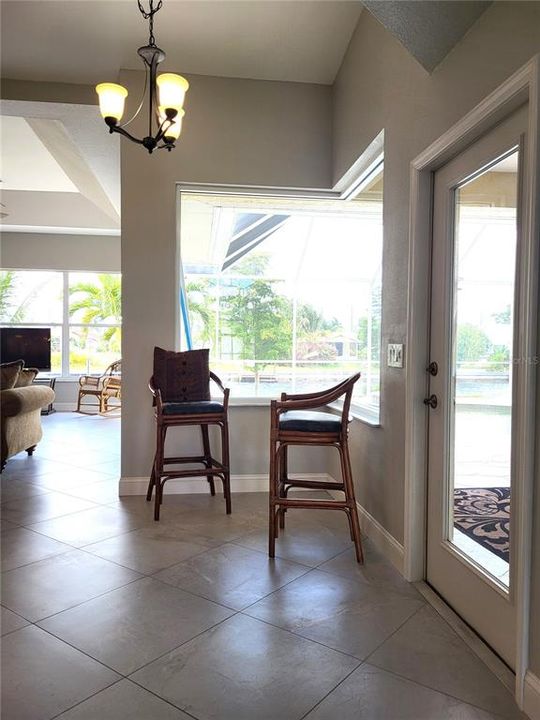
xmin=524 ymin=671 xmax=540 ymax=720
xmin=328 ymin=489 xmax=404 ymax=574
xmin=54 ymin=403 xmax=77 ymax=411
xmin=119 ymin=473 xmax=333 ymax=496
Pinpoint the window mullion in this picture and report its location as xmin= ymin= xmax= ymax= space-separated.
xmin=62 ymin=272 xmax=70 ymax=376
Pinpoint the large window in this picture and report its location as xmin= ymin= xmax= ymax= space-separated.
xmin=179 ymin=168 xmax=383 ymax=418
xmin=0 ymin=270 xmax=121 ymax=375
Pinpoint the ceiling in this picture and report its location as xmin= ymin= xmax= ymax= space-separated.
xmin=363 ymin=0 xmax=492 ymax=72
xmin=0 ymin=0 xmax=493 ymax=234
xmin=1 ymin=101 xmax=120 ymax=234
xmin=1 ymin=0 xmax=364 ymax=86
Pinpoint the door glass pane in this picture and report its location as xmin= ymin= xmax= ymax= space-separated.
xmin=449 ymin=150 xmax=518 ymax=587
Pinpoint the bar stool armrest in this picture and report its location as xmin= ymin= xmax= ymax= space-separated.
xmin=210 ymin=371 xmax=230 ymax=413
xmin=148 ymin=376 xmax=163 ymax=414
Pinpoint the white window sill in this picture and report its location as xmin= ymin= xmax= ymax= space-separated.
xmin=226 ymin=397 xmax=381 ymax=426
xmin=328 ymin=401 xmax=381 ymax=427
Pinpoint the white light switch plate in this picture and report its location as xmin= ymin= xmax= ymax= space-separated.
xmin=387 ymin=343 xmax=404 ymax=368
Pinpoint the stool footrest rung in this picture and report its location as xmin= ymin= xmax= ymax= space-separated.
xmin=163 ymin=455 xmax=206 ymax=464
xmin=280 ymin=479 xmax=345 ymax=492
xmin=163 ymin=456 xmax=226 ymax=470
xmin=271 ymin=498 xmax=350 ymax=511
xmin=160 ymin=467 xmax=226 ymax=480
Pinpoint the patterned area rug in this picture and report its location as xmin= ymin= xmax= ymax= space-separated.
xmin=453 ymin=487 xmax=510 ymax=563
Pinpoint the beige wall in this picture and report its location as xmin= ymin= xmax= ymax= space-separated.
xmin=0 ymin=232 xmax=120 ymax=272
xmin=120 ymin=70 xmax=332 ymax=479
xmin=331 ymin=0 xmax=540 ymax=672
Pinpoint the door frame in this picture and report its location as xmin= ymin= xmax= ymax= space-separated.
xmin=404 ymin=55 xmax=540 ymax=704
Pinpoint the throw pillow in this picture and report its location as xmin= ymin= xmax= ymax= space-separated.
xmin=0 ymin=359 xmax=24 ymax=390
xmin=15 ymin=367 xmax=39 ymax=387
xmin=153 ymin=347 xmax=210 ymax=402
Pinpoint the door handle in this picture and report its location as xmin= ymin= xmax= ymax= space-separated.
xmin=427 ymin=361 xmax=438 ymax=376
xmin=423 ymin=394 xmax=438 ymax=409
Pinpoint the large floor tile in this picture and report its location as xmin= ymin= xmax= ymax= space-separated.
xmin=1 ymin=526 xmax=72 ymax=572
xmin=369 ymin=605 xmax=523 ymax=718
xmin=2 ymin=548 xmax=140 ymax=621
xmin=155 ymin=543 xmax=310 ymax=610
xmin=304 ymin=663 xmax=507 ymax=720
xmin=84 ymin=523 xmax=213 ymax=574
xmin=245 ymin=569 xmax=423 ymax=659
xmin=55 ymin=679 xmax=192 ymax=720
xmin=109 ymin=494 xmax=231 ymax=523
xmin=61 ymin=478 xmax=121 ymax=505
xmin=27 ymin=505 xmax=144 ymax=546
xmin=1 ymin=625 xmax=119 ymax=720
xmin=318 ymin=540 xmax=424 ymax=600
xmin=1 ymin=518 xmax=20 ymax=533
xmin=173 ymin=490 xmax=268 ymax=517
xmin=0 ymin=455 xmax=69 ymax=480
xmin=0 ymin=478 xmax=48 ymax=504
xmin=234 ymin=515 xmax=353 ymax=566
xmin=1 ymin=605 xmax=30 ymax=635
xmin=131 ymin=613 xmax=359 ymax=720
xmin=90 ymin=458 xmax=121 ymax=475
xmin=1 ymin=491 xmax=98 ymax=525
xmin=154 ymin=507 xmax=267 ymax=543
xmin=39 ymin=576 xmax=233 ymax=675
xmin=32 ymin=467 xmax=114 ymax=492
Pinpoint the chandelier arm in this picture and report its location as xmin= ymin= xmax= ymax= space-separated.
xmin=154 ymin=116 xmax=175 ymax=144
xmin=119 ymin=65 xmax=148 ymax=129
xmin=109 ymin=124 xmax=146 ymax=146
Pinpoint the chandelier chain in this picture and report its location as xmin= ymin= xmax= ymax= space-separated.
xmin=137 ymin=0 xmax=163 ymax=46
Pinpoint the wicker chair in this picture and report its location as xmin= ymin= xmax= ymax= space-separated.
xmin=76 ymin=360 xmax=122 ymax=414
xmin=268 ymin=374 xmax=364 ymax=563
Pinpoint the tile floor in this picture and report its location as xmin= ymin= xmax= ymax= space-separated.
xmin=1 ymin=413 xmax=526 ymax=720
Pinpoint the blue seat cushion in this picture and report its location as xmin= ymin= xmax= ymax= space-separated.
xmin=162 ymin=401 xmax=224 ymax=415
xmin=279 ymin=410 xmax=341 ymax=433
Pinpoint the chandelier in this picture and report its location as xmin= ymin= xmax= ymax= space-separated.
xmin=96 ymin=0 xmax=189 ymax=154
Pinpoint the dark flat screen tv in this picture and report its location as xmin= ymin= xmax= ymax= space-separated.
xmin=0 ymin=328 xmax=52 ymax=371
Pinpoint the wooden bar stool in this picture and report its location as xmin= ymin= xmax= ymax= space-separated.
xmin=146 ymin=347 xmax=231 ymax=521
xmin=268 ymin=374 xmax=363 ymax=563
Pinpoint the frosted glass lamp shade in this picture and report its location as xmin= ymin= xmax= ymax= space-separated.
xmin=96 ymin=83 xmax=128 ymax=122
xmin=157 ymin=73 xmax=189 ymax=110
xmin=160 ymin=107 xmax=185 ymax=140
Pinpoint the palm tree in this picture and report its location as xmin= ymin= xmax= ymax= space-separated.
xmin=69 ymin=274 xmax=122 ymax=350
xmin=0 ymin=271 xmax=35 ymax=323
xmin=185 ymin=280 xmax=215 ymax=347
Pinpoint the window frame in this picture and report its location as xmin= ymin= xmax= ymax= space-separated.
xmin=0 ymin=269 xmax=121 ymax=378
xmin=177 ymin=156 xmax=384 ymax=425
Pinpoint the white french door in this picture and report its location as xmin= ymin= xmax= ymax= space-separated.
xmin=426 ymin=104 xmax=529 ymax=668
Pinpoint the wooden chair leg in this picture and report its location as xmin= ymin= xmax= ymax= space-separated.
xmin=269 ymin=437 xmax=278 ymax=558
xmin=154 ymin=425 xmax=166 ymax=521
xmin=340 ymin=440 xmax=363 ymax=564
xmin=220 ymin=421 xmax=232 ymax=514
xmin=201 ymin=425 xmax=215 ymax=496
xmin=278 ymin=444 xmax=288 ymax=529
xmin=146 ymin=458 xmax=156 ymax=501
